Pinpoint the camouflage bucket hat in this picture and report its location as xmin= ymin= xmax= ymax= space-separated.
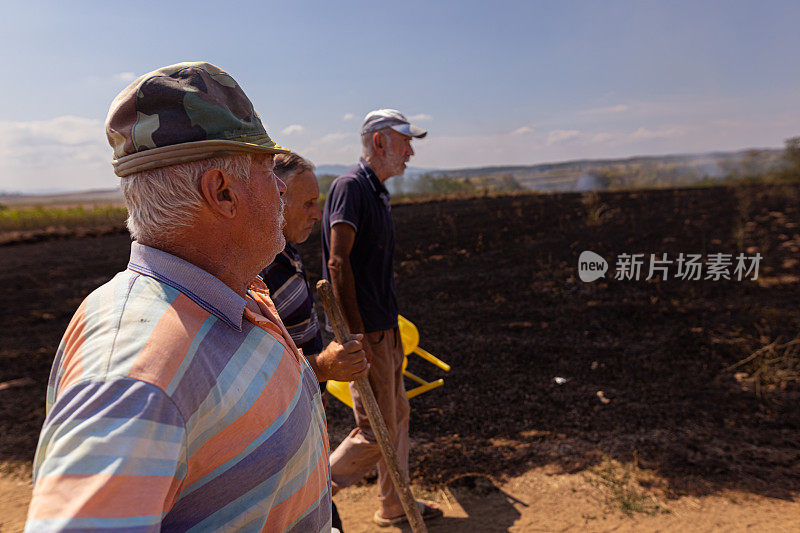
xmin=105 ymin=62 xmax=289 ymax=177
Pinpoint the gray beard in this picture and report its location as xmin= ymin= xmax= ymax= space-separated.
xmin=278 ymin=197 xmax=286 ymax=230
xmin=259 ymin=197 xmax=287 ymax=271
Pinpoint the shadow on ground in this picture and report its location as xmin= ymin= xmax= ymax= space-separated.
xmin=369 ymin=474 xmax=522 ymax=533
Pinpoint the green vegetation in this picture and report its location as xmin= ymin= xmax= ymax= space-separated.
xmin=317 ymin=172 xmax=526 ymax=205
xmin=317 ymin=174 xmax=337 ymax=197
xmin=313 ymin=136 xmax=799 ymax=204
xmin=0 ymin=205 xmax=127 ymax=233
xmin=9 ymin=138 xmax=797 ymax=234
xmin=315 ymin=174 xmax=337 ymax=205
xmin=594 ymin=137 xmax=799 ymax=189
xmin=786 ymin=137 xmax=800 ymax=170
xmin=593 ymin=163 xmax=706 ymax=189
xmin=586 ymin=457 xmax=670 ymax=517
xmin=415 ymin=137 xmax=799 ymax=192
xmin=412 ymin=173 xmax=525 ymax=197
xmin=387 ymin=173 xmax=525 ymax=202
xmin=697 ymin=137 xmax=800 ymax=186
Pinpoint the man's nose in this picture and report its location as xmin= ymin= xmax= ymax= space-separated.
xmin=276 ymin=176 xmax=287 ymax=195
xmin=407 ymin=144 xmax=414 ymax=157
xmin=312 ymin=202 xmax=322 ymax=221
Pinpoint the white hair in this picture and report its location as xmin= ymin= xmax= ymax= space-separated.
xmin=361 ymin=130 xmax=387 ymax=157
xmin=121 ymin=153 xmax=252 ymax=243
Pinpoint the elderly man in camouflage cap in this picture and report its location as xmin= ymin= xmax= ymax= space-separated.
xmin=25 ymin=62 xmax=347 ymax=532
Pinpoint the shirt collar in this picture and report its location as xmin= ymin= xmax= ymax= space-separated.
xmin=359 ymin=158 xmax=390 ymax=198
xmin=283 ymin=242 xmax=299 ymax=260
xmin=127 ymin=242 xmax=246 ymax=331
xmin=280 ymin=242 xmax=304 ymax=271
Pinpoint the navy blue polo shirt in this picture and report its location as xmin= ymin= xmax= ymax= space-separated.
xmin=321 ymin=159 xmax=398 ymax=333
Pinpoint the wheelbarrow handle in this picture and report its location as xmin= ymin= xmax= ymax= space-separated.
xmin=316 ymin=280 xmax=427 ymax=533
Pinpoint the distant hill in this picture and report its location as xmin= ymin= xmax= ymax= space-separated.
xmin=317 ymin=148 xmax=785 ymax=194
xmin=0 ymin=188 xmax=123 ymax=208
xmin=2 ymin=148 xmax=788 ymax=203
xmin=315 ymin=164 xmax=436 ymax=179
xmin=424 ymin=149 xmax=785 ymax=192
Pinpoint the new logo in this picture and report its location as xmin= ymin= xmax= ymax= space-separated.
xmin=578 ymin=251 xmax=608 ymax=282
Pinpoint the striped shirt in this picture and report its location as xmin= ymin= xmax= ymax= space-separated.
xmin=26 ymin=242 xmax=331 ymax=532
xmin=259 ymin=243 xmax=323 ymax=358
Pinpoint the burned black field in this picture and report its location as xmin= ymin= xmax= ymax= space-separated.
xmin=2 ymin=184 xmax=799 ymax=499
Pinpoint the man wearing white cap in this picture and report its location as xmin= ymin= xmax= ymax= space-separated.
xmin=321 ymin=109 xmax=442 ymax=527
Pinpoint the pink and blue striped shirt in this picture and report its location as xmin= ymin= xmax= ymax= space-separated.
xmin=26 ymin=242 xmax=331 ymax=532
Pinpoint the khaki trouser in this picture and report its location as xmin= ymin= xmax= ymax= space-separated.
xmin=329 ymin=327 xmax=410 ymax=517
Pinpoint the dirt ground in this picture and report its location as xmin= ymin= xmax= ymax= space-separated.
xmin=3 ymin=466 xmax=799 ymax=532
xmin=2 ymin=184 xmax=799 ymax=531
xmin=332 ymin=468 xmax=800 ymax=533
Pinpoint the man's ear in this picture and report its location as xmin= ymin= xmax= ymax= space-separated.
xmin=372 ymin=131 xmax=385 ymax=153
xmin=200 ymin=168 xmax=239 ymax=219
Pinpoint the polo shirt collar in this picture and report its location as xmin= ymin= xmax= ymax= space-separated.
xmin=359 ymin=158 xmax=390 ymax=198
xmin=279 ymin=242 xmax=303 ymax=271
xmin=128 ymin=241 xmax=246 ymax=331
xmin=283 ymin=242 xmax=299 ymax=259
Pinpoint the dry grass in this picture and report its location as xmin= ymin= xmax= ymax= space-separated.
xmin=727 ymin=335 xmax=800 ymax=401
xmin=581 ymin=192 xmax=619 ymax=226
xmin=0 ymin=205 xmax=127 ymax=233
xmin=0 ymin=205 xmax=128 ymax=245
xmin=585 ymin=455 xmax=670 ymax=517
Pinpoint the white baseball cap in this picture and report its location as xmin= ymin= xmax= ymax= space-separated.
xmin=360 ymin=108 xmax=427 ymax=138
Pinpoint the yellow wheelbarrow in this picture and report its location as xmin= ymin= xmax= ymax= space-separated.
xmin=326 ymin=315 xmax=451 ymax=408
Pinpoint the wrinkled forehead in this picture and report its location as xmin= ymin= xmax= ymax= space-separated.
xmin=289 ymin=169 xmax=320 ymax=193
xmin=252 ymin=153 xmax=276 ymax=169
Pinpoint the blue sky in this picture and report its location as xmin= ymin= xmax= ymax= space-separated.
xmin=0 ymin=1 xmax=798 ymax=192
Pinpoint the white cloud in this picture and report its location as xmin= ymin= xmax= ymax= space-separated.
xmin=274 ymin=93 xmax=800 ymax=169
xmin=408 ymin=113 xmax=432 ymax=121
xmin=711 ymin=119 xmax=747 ymax=129
xmin=586 ymin=126 xmax=686 ymax=147
xmin=0 ymin=116 xmax=111 ymax=192
xmin=288 ymin=132 xmax=361 ymax=165
xmin=582 ymin=104 xmax=629 ymax=115
xmin=281 ymin=124 xmax=304 ymax=135
xmin=630 ymin=126 xmax=684 ymax=141
xmin=0 ymin=116 xmax=106 ymax=160
xmin=547 ymin=129 xmax=581 ymax=145
xmin=113 ymin=72 xmax=137 ymax=83
xmin=590 ymin=132 xmax=616 ymax=144
xmin=4 ymin=92 xmax=799 ymax=192
xmin=318 ymin=132 xmax=349 ymax=144
xmin=512 ymin=126 xmax=534 ymax=135
xmin=343 ymin=113 xmax=355 ymax=121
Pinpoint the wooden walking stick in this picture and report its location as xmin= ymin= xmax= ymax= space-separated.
xmin=317 ymin=280 xmax=427 ymax=533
